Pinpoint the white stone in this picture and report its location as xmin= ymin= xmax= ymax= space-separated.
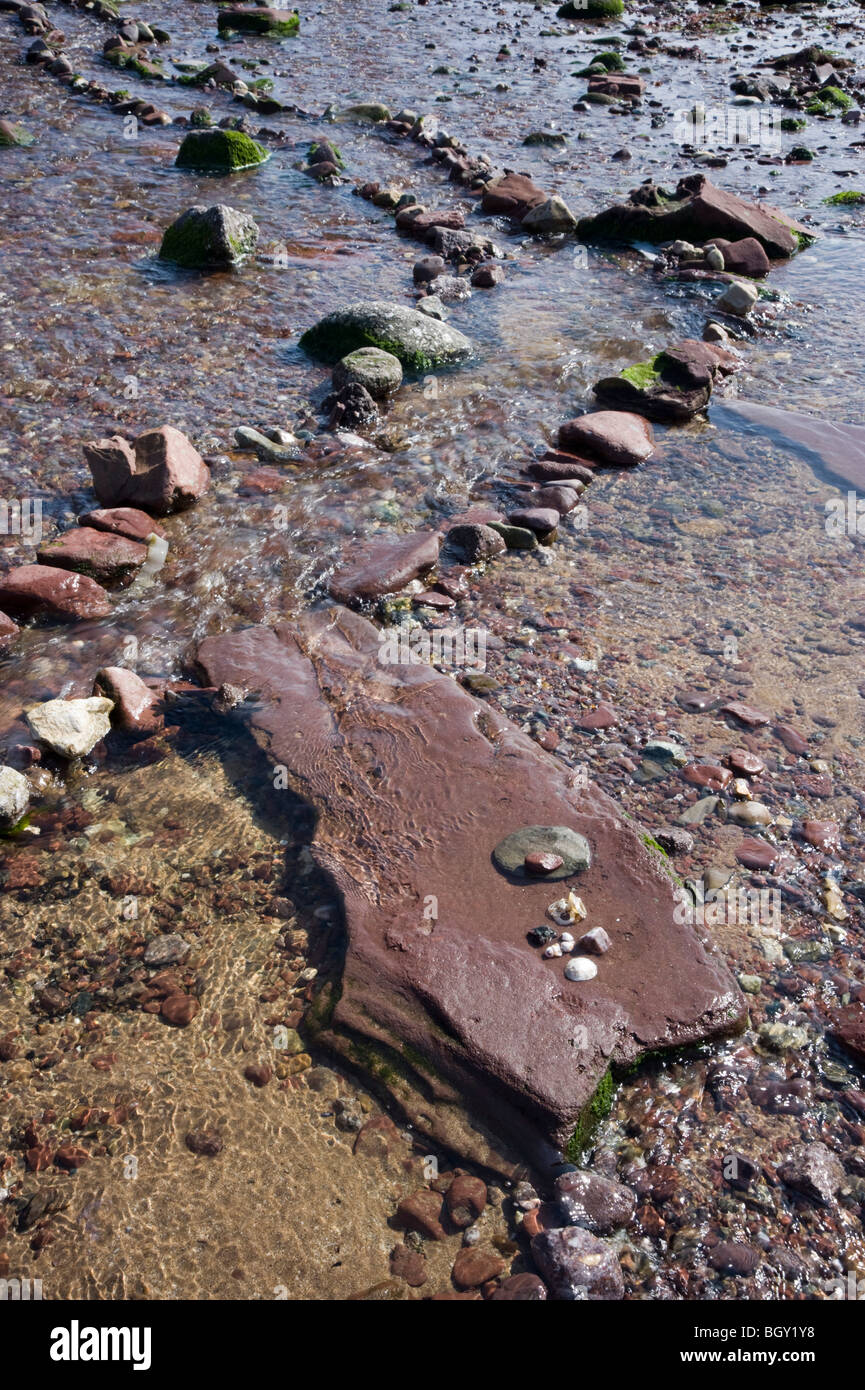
xmin=521 ymin=196 xmax=578 ymax=234
xmin=26 ymin=697 xmax=114 ymax=759
xmin=0 ymin=765 xmax=30 ymax=828
xmin=704 ymin=245 xmax=725 ymax=271
xmin=564 ymin=956 xmax=598 ymax=982
xmin=717 ymin=279 xmax=759 ymax=316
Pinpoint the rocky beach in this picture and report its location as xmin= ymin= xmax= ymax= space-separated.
xmin=1 ymin=0 xmax=865 ymax=1314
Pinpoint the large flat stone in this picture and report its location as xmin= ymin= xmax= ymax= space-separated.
xmin=328 ymin=530 xmax=441 ymax=605
xmin=195 ymin=610 xmax=745 ymax=1174
xmin=719 ymin=400 xmax=865 ymax=492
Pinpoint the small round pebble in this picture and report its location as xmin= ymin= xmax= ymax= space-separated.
xmin=564 ymin=956 xmax=598 ymax=982
xmin=524 ymin=851 xmax=564 ymax=875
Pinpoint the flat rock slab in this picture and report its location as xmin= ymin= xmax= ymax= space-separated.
xmin=196 ymin=609 xmax=745 ymax=1174
xmin=718 ymin=400 xmax=865 ymax=492
xmin=492 ymin=825 xmax=591 ymax=881
xmin=0 ymin=565 xmax=111 ymax=622
xmin=328 ymin=530 xmax=441 ymax=605
xmin=37 ymin=526 xmax=147 ymax=587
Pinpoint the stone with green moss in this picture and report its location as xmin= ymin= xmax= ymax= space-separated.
xmin=337 ymin=102 xmax=392 ymax=123
xmin=175 ymin=128 xmax=268 ymax=171
xmin=779 ymin=116 xmax=807 ymax=132
xmin=566 ymin=1067 xmax=616 ymax=1161
xmin=559 ymin=0 xmax=624 ymax=18
xmin=824 ymin=189 xmax=865 ymax=205
xmin=216 ymin=6 xmax=300 ymax=37
xmin=0 ymin=120 xmax=35 ymax=148
xmin=159 ymin=203 xmax=260 ymax=269
xmin=621 ymin=355 xmax=662 ymax=389
xmin=300 ymin=300 xmax=472 ymax=372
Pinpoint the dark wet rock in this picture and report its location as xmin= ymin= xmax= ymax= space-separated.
xmin=389 ymin=1243 xmax=427 ymax=1286
xmin=530 ymin=485 xmax=581 ymax=514
xmin=593 ymin=340 xmax=739 ymax=422
xmin=445 ymin=1173 xmax=488 ymax=1227
xmin=322 ymin=383 xmax=379 ymax=431
xmin=413 ymin=254 xmax=446 ymax=284
xmin=493 ymin=825 xmax=591 ymax=880
xmin=84 ymin=426 xmax=210 ymax=516
xmin=78 ymin=508 xmax=166 ymax=543
xmin=396 ymin=1189 xmax=447 ymax=1241
xmin=521 ymin=196 xmax=578 ymax=234
xmin=216 ymin=6 xmax=299 ymax=36
xmin=93 ymin=667 xmax=163 ymax=733
xmin=195 ymin=610 xmax=745 ymax=1172
xmin=161 ymin=993 xmax=199 ymax=1027
xmin=588 ymin=74 xmax=645 ymax=99
xmin=778 ymin=1142 xmax=844 ymax=1206
xmin=185 ymin=59 xmax=241 ymax=88
xmin=471 ymin=262 xmax=505 ymax=287
xmin=488 ymin=522 xmax=537 ymax=551
xmin=37 ymin=527 xmax=147 ymax=587
xmin=577 ymin=174 xmax=806 ymax=258
xmin=654 ymin=827 xmax=694 ymax=855
xmin=452 ymin=1244 xmax=506 ymax=1288
xmin=708 ymin=1241 xmax=761 ymax=1276
xmin=829 ymin=1005 xmax=865 ymax=1067
xmin=300 ymin=300 xmax=472 ymax=371
xmin=558 ymin=411 xmax=654 ymax=467
xmin=481 ymin=172 xmax=547 ymax=221
xmin=0 ymin=610 xmax=20 ymax=647
xmin=445 ymin=522 xmax=506 ymax=562
xmin=506 ymin=507 xmax=559 ymax=535
xmin=175 ymin=128 xmax=268 ymax=171
xmin=307 ymin=138 xmax=343 ymax=168
xmin=747 ymin=1076 xmax=811 ymax=1116
xmin=427 ymin=226 xmax=500 ymax=262
xmin=555 ymin=1171 xmax=635 ymax=1234
xmin=328 ymin=530 xmax=441 ymax=605
xmin=726 ymin=748 xmax=765 ymax=777
xmin=397 ymin=208 xmax=465 ymax=237
xmin=332 ymin=347 xmax=403 ymax=399
xmin=185 ymin=1127 xmax=223 ymax=1156
xmin=531 ymin=1225 xmax=624 ymax=1300
xmin=709 ymin=236 xmax=771 ymax=278
xmin=159 ymin=204 xmax=259 ymax=269
xmin=489 ymin=1272 xmax=548 ymax=1300
xmin=0 ymin=565 xmax=111 ymax=622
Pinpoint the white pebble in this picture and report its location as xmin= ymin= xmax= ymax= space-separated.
xmin=544 ymin=943 xmax=562 ymax=958
xmin=564 ymin=956 xmax=598 ymax=982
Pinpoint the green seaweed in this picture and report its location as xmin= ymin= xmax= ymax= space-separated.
xmin=824 ymin=190 xmax=865 ymax=205
xmin=175 ymin=128 xmax=268 ymax=171
xmin=566 ymin=1067 xmax=616 ymax=1161
xmin=620 ymin=355 xmax=662 ymax=390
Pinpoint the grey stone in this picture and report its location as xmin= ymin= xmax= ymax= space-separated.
xmin=492 ymin=825 xmax=591 ymax=880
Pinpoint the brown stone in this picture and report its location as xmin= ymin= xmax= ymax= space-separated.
xmin=829 ymin=1006 xmax=865 ymax=1066
xmin=244 ymin=1062 xmax=272 ymax=1087
xmin=558 ymin=411 xmax=654 ymax=467
xmin=524 ymin=851 xmax=564 ymax=876
xmin=682 ymin=763 xmax=732 ymax=792
xmin=726 ymin=748 xmax=765 ymax=777
xmin=506 ymin=507 xmax=559 ymax=534
xmin=578 ymin=703 xmax=618 ymax=731
xmin=79 ymin=507 xmax=166 ymax=543
xmin=773 ymin=721 xmax=809 ymax=754
xmin=489 ymin=1272 xmax=548 ymax=1300
xmin=84 ymin=425 xmax=210 ymax=516
xmin=37 ymin=527 xmax=147 ymax=586
xmin=185 ymin=1127 xmax=223 ymax=1156
xmin=480 ymin=172 xmax=547 ymax=221
xmin=0 ymin=565 xmax=111 ymax=622
xmin=709 ymin=236 xmax=771 ymax=278
xmin=160 ymin=994 xmax=200 ymax=1027
xmin=0 ymin=610 xmax=20 ymax=647
xmin=735 ymin=838 xmax=781 ymax=871
xmin=329 ymin=530 xmax=441 ymax=605
xmin=195 ymin=610 xmax=746 ymax=1172
xmin=93 ymin=667 xmax=162 ymax=734
xmin=451 ymin=1243 xmax=506 ymax=1289
xmin=389 ymin=1243 xmax=427 ymax=1286
xmin=802 ymin=819 xmax=840 ymax=852
xmin=444 ymin=1173 xmax=487 ymax=1228
xmin=395 ymin=1190 xmax=447 ymax=1241
xmin=721 ymin=701 xmax=771 ymax=728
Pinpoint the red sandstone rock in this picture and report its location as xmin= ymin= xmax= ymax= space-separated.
xmin=84 ymin=425 xmax=210 ymax=516
xmin=480 ymin=172 xmax=547 ymax=220
xmin=37 ymin=526 xmax=147 ymax=587
xmin=0 ymin=610 xmax=20 ymax=647
xmin=329 ymin=530 xmax=441 ymax=605
xmin=558 ymin=411 xmax=654 ymax=467
xmin=78 ymin=507 xmax=166 ymax=542
xmin=0 ymin=565 xmax=111 ymax=622
xmin=93 ymin=667 xmax=163 ymax=734
xmin=195 ymin=610 xmax=745 ymax=1173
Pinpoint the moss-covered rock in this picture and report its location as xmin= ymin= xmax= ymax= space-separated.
xmin=175 ymin=128 xmax=268 ymax=171
xmin=824 ymin=190 xmax=865 ymax=205
xmin=159 ymin=204 xmax=260 ymax=268
xmin=216 ymin=6 xmax=299 ymax=37
xmin=0 ymin=119 xmax=35 ymax=148
xmin=336 ymin=102 xmax=392 ymax=123
xmin=559 ymin=0 xmax=624 ymax=18
xmin=299 ymin=300 xmax=472 ymax=372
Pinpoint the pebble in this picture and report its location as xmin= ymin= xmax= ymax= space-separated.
xmin=0 ymin=765 xmax=30 ymax=829
xmin=564 ymin=956 xmax=598 ymax=982
xmin=577 ymin=927 xmax=611 ymax=955
xmin=525 ymin=851 xmax=564 ymax=875
xmin=26 ymin=696 xmax=114 ymax=759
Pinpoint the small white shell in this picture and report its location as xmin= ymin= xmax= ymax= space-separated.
xmin=547 ymin=891 xmax=587 ymax=927
xmin=544 ymin=943 xmax=563 ymax=958
xmin=564 ymin=956 xmax=598 ymax=982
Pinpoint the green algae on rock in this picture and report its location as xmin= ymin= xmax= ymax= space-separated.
xmin=299 ymin=300 xmax=472 ymax=372
xmin=159 ymin=204 xmax=260 ymax=269
xmin=0 ymin=119 xmax=35 ymax=147
xmin=175 ymin=129 xmax=268 ymax=172
xmin=559 ymin=0 xmax=624 ymax=17
xmin=216 ymin=6 xmax=300 ymax=37
xmin=336 ymin=102 xmax=392 ymax=122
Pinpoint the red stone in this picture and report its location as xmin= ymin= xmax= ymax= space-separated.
xmin=0 ymin=565 xmax=111 ymax=621
xmin=160 ymin=994 xmax=200 ymax=1027
xmin=721 ymin=701 xmax=771 ymax=728
xmin=0 ymin=610 xmax=20 ymax=647
xmin=244 ymin=1062 xmax=272 ymax=1087
xmin=93 ymin=667 xmax=163 ymax=734
xmin=524 ymin=851 xmax=563 ymax=876
xmin=451 ymin=1244 xmax=506 ymax=1289
xmin=489 ymin=1272 xmax=548 ymax=1300
xmin=445 ymin=1173 xmax=488 ymax=1227
xmin=506 ymin=507 xmax=559 ymax=534
xmin=578 ymin=703 xmax=618 ymax=731
xmin=480 ymin=172 xmax=547 ymax=220
xmin=38 ymin=527 xmax=147 ymax=587
xmin=558 ymin=411 xmax=654 ymax=467
xmin=329 ymin=531 xmax=441 ymax=605
xmin=773 ymin=722 xmax=809 ymax=754
xmin=389 ymin=1243 xmax=427 ymax=1287
xmin=84 ymin=425 xmax=210 ymax=516
xmin=735 ymin=838 xmax=780 ymax=871
xmin=395 ymin=1190 xmax=447 ymax=1241
xmin=682 ymin=763 xmax=732 ymax=791
xmin=802 ymin=819 xmax=840 ymax=852
xmin=79 ymin=507 xmax=166 ymax=542
xmin=726 ymin=748 xmax=765 ymax=777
